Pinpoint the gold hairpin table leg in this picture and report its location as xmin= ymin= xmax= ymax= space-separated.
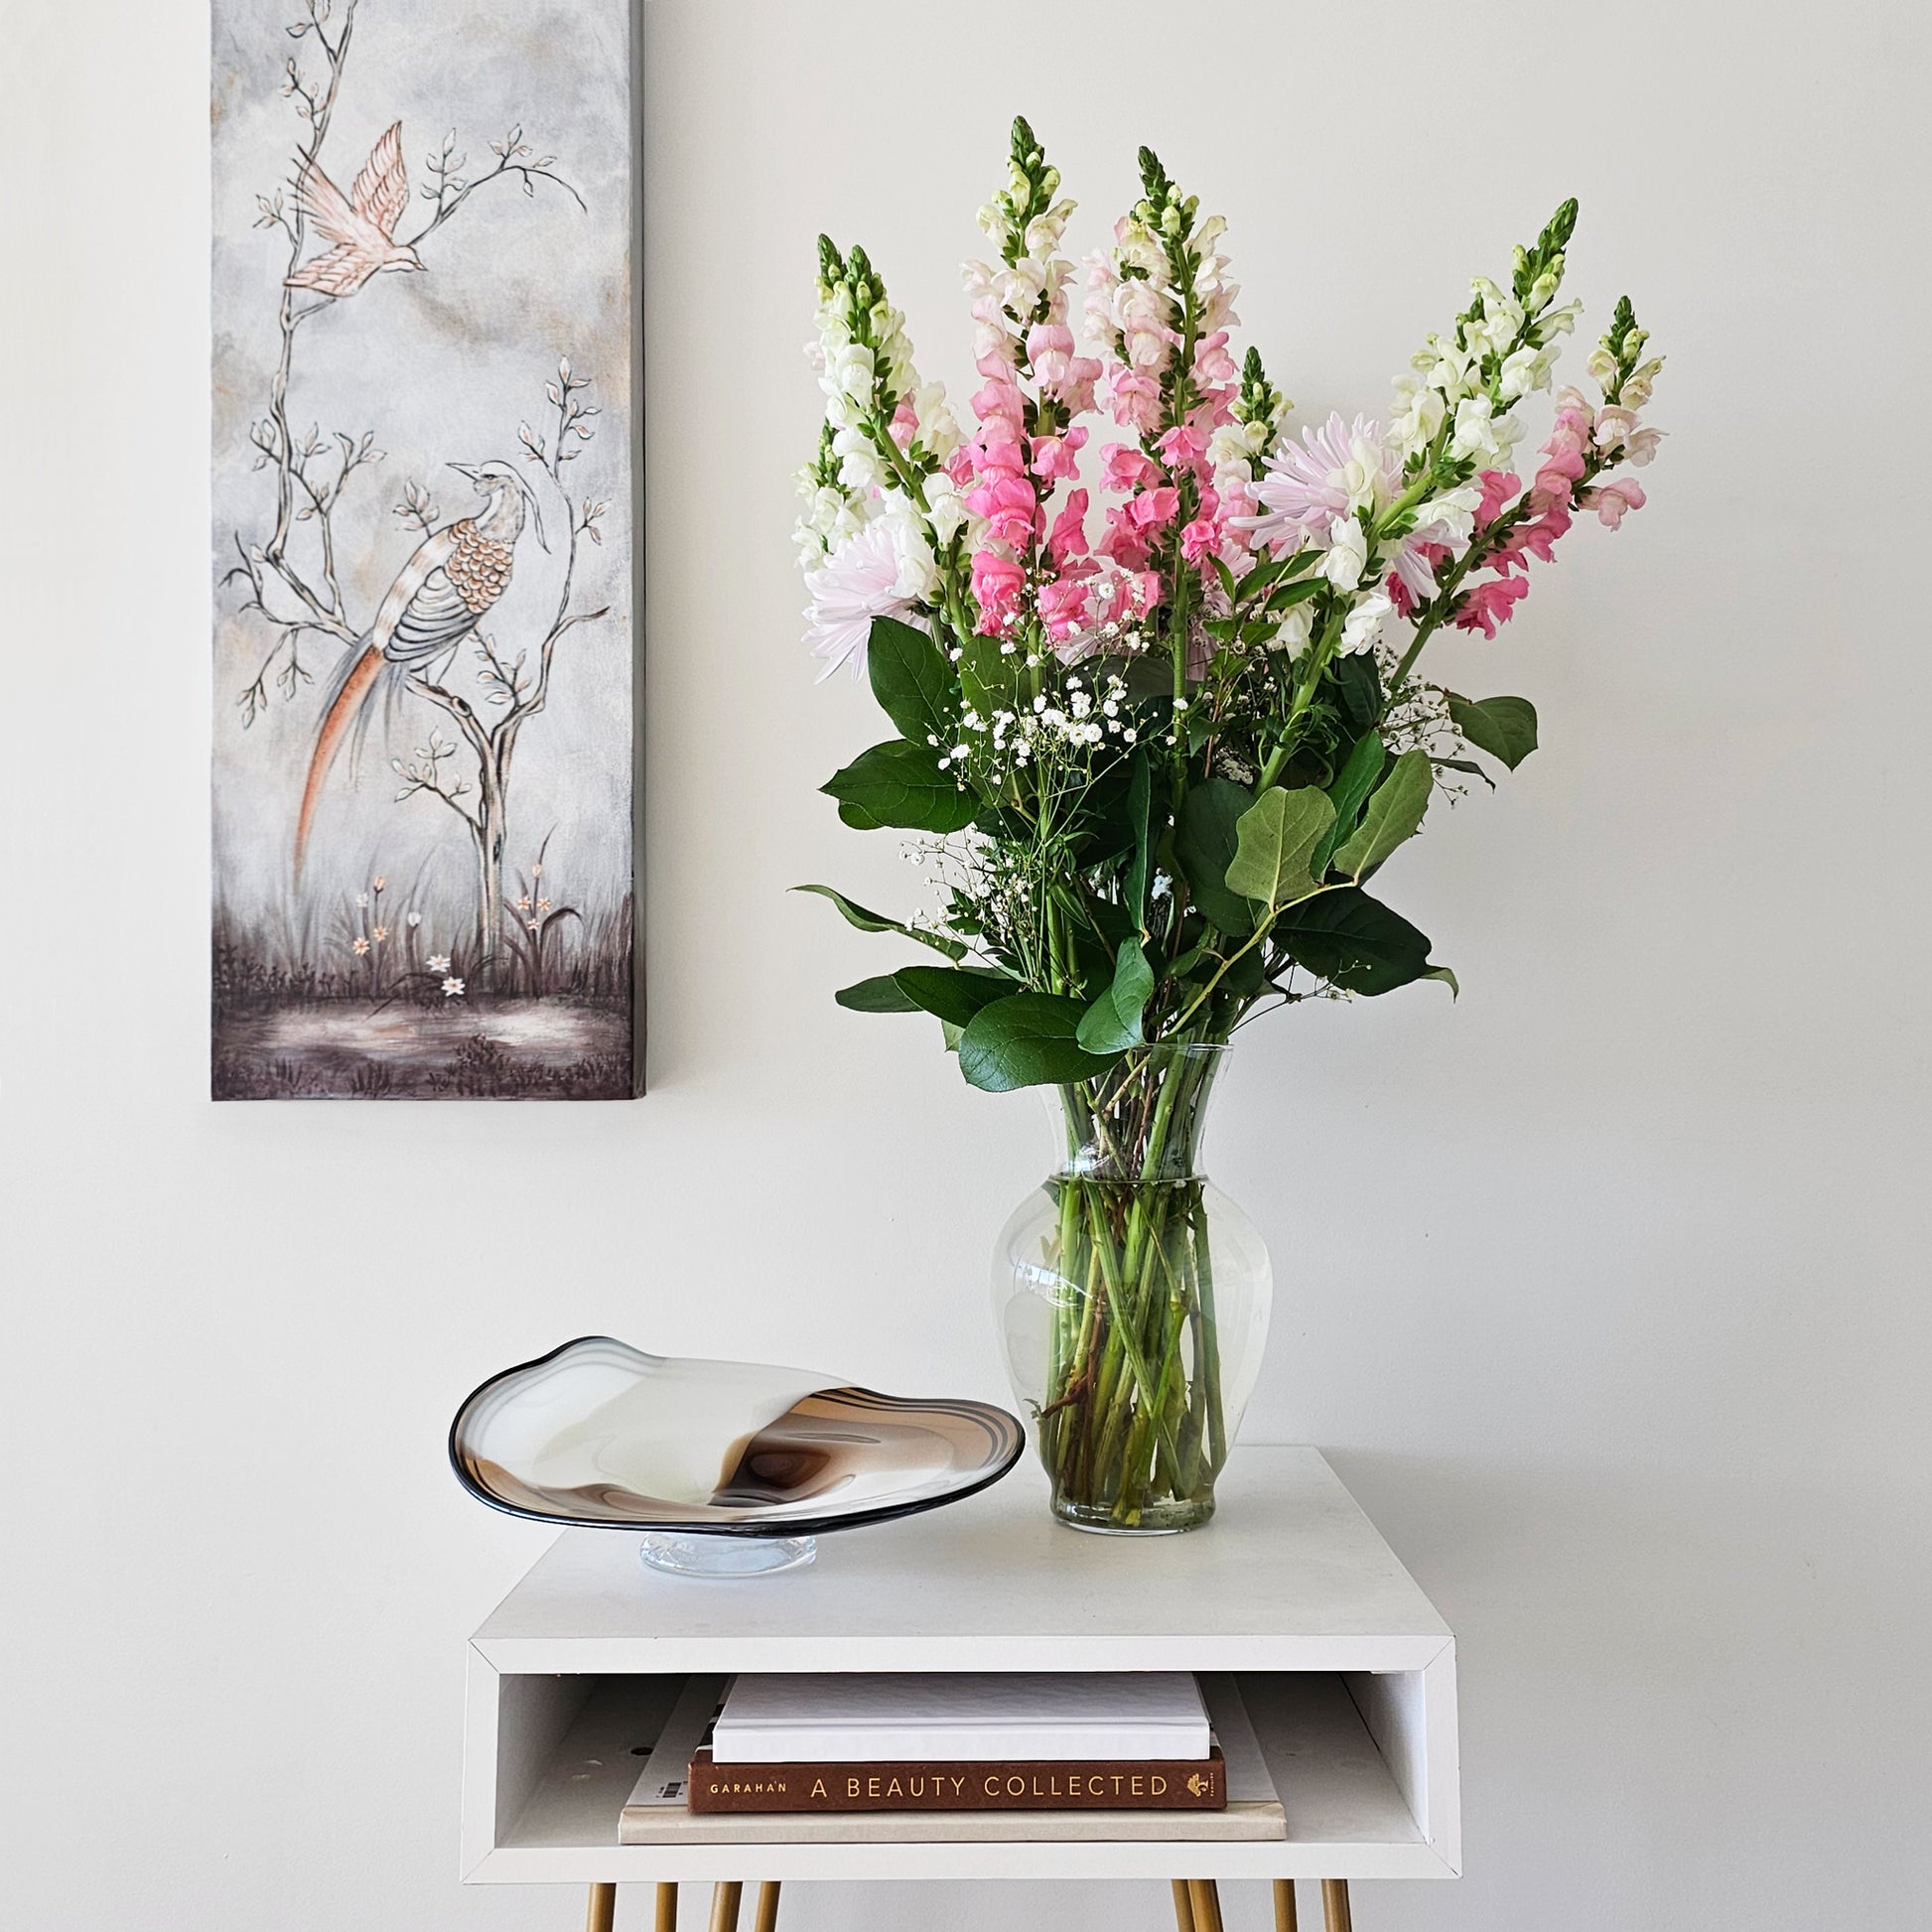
xmin=656 ymin=1881 xmax=679 ymax=1932
xmin=1172 ymin=1878 xmax=1197 ymax=1931
xmin=708 ymin=1881 xmax=744 ymax=1932
xmin=1186 ymin=1878 xmax=1226 ymax=1932
xmin=1320 ymin=1878 xmax=1353 ymax=1932
xmin=1275 ymin=1877 xmax=1300 ymax=1931
xmin=585 ymin=1883 xmax=616 ymax=1932
xmin=752 ymin=1880 xmax=781 ymax=1932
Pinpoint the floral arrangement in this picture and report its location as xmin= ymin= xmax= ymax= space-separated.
xmin=793 ymin=120 xmax=1663 ymax=1530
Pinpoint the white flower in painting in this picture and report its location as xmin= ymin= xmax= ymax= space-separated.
xmin=801 ymin=507 xmax=935 ymax=680
xmin=406 ymin=911 xmax=422 ymax=928
xmin=426 ymin=953 xmax=452 ymax=975
xmin=354 ymin=893 xmax=369 ymax=908
xmin=351 ymin=936 xmax=370 ymax=955
xmin=442 ymin=977 xmax=466 ymax=999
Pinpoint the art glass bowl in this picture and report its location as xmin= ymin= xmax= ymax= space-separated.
xmin=449 ymin=1336 xmax=1026 ymax=1575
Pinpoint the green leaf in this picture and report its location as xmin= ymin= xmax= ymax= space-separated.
xmin=835 ymin=974 xmax=921 ymax=1014
xmin=891 ymin=965 xmax=1013 ymax=1029
xmin=1316 ymin=731 xmax=1386 ymax=873
xmin=1432 ymin=757 xmax=1495 ymax=790
xmin=792 ymin=884 xmax=967 ymax=960
xmin=1076 ymin=940 xmax=1155 ymax=1053
xmin=1330 ymin=652 xmax=1384 ymax=734
xmin=1333 ymin=748 xmax=1433 ymax=880
xmin=1174 ymin=777 xmax=1256 ymax=934
xmin=1125 ymin=754 xmax=1154 ymax=927
xmin=1447 ymin=693 xmax=1538 ymax=770
xmin=822 ymin=741 xmax=979 ymax=833
xmin=1272 ymin=888 xmax=1437 ymax=997
xmin=867 ymin=616 xmax=957 ymax=746
xmin=1420 ymin=965 xmax=1459 ymax=998
xmin=957 ymin=993 xmax=1121 ymax=1092
xmin=1225 ymin=786 xmax=1335 ymax=909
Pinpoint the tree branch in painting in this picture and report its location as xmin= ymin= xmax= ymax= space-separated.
xmin=401 ymin=361 xmax=611 ymax=969
xmin=222 ymin=0 xmax=582 ymax=740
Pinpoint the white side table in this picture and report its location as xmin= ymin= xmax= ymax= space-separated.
xmin=462 ymin=1447 xmax=1459 ymax=1930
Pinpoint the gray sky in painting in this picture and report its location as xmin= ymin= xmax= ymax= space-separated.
xmin=211 ymin=0 xmax=632 ymax=955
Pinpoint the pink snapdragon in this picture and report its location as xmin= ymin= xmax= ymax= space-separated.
xmin=1096 ymin=503 xmax=1155 ymax=571
xmin=1106 ymin=367 xmax=1164 ymax=435
xmin=965 ymin=474 xmax=1039 ymax=550
xmin=1156 ymin=423 xmax=1212 ymax=482
xmin=1127 ymin=486 xmax=1180 ymax=534
xmin=1493 ymin=502 xmax=1573 ymax=573
xmin=1452 ymin=573 xmax=1530 ymax=638
xmin=1475 ymin=469 xmax=1522 ymax=526
xmin=1578 ymin=478 xmax=1646 ymax=528
xmin=1102 ymin=443 xmax=1161 ymax=493
xmin=889 ymin=395 xmax=918 ymax=452
xmin=1030 ymin=425 xmax=1086 ymax=482
xmin=1191 ymin=330 xmax=1237 ymax=388
xmin=1037 ymin=575 xmax=1092 ymax=643
xmin=1046 ymin=489 xmax=1092 ymax=570
xmin=970 ymin=549 xmax=1027 ymax=633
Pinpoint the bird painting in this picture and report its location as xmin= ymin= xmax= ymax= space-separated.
xmin=285 ymin=121 xmax=424 ymax=297
xmin=295 ymin=461 xmax=547 ymax=869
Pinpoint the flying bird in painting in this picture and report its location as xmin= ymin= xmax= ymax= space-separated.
xmin=285 ymin=121 xmax=424 ymax=297
xmin=295 ymin=462 xmax=547 ymax=870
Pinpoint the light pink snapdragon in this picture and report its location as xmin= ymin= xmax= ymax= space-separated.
xmin=1578 ymin=478 xmax=1645 ymax=528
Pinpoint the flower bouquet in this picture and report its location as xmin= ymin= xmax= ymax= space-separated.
xmin=795 ymin=121 xmax=1662 ymax=1532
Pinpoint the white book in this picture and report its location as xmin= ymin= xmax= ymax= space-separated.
xmin=620 ymin=1674 xmax=1282 ymax=1845
xmin=709 ymin=1670 xmax=1212 ymax=1765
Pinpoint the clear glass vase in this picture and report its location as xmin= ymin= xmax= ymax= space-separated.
xmin=991 ymin=1042 xmax=1272 ymax=1534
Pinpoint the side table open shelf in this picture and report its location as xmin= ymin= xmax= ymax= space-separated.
xmin=461 ymin=1448 xmax=1460 ymax=1905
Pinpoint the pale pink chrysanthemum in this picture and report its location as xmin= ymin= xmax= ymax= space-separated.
xmin=1232 ymin=412 xmax=1400 ymax=555
xmin=801 ymin=517 xmax=929 ymax=680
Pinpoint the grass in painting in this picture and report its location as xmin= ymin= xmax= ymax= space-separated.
xmin=212 ymin=863 xmax=634 ymax=1100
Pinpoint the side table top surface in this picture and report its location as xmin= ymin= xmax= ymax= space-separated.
xmin=471 ymin=1447 xmax=1450 ymax=1675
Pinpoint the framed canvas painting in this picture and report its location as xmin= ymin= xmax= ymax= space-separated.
xmin=210 ymin=0 xmax=641 ymax=1099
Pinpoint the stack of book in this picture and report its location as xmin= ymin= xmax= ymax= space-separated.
xmin=621 ymin=1671 xmax=1287 ymax=1844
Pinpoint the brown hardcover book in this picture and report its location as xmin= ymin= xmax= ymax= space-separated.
xmin=686 ymin=1743 xmax=1227 ymax=1814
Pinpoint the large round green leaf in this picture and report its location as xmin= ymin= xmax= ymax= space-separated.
xmin=822 ymin=741 xmax=979 ymax=833
xmin=957 ymin=993 xmax=1121 ymax=1092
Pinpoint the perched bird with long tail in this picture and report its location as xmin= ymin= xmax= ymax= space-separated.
xmin=285 ymin=121 xmax=423 ymax=297
xmin=294 ymin=462 xmax=547 ymax=871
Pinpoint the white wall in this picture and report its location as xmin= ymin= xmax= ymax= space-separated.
xmin=4 ymin=2 xmax=1929 ymax=1928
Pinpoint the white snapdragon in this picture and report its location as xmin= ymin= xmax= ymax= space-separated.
xmin=1449 ymin=394 xmax=1519 ymax=466
xmin=1412 ymin=333 xmax=1479 ymax=405
xmin=922 ymin=472 xmax=969 ymax=545
xmin=792 ymin=477 xmax=864 ymax=561
xmin=1464 ymin=279 xmax=1526 ymax=361
xmin=912 ymin=380 xmax=961 ymax=460
xmin=832 ymin=424 xmax=890 ymax=492
xmin=1411 ymin=483 xmax=1484 ymax=550
xmin=1497 ymin=343 xmax=1557 ymax=403
xmin=1269 ymin=601 xmax=1315 ymax=654
xmin=1390 ymin=372 xmax=1448 ymax=459
xmin=1338 ymin=588 xmax=1393 ymax=656
xmin=1322 ymin=515 xmax=1368 ymax=591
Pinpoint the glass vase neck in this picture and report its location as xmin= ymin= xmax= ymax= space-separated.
xmin=1048 ymin=1042 xmax=1228 ymax=1182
